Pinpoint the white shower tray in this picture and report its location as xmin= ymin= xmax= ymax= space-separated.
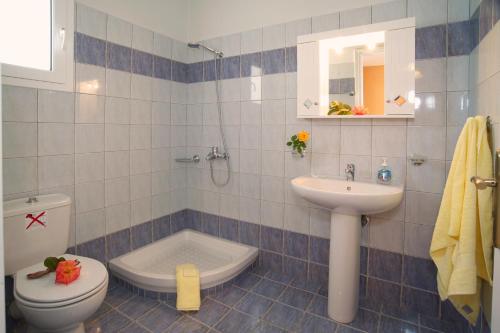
xmin=108 ymin=229 xmax=259 ymax=292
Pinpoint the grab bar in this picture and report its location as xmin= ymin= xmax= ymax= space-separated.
xmin=175 ymin=155 xmax=200 ymax=163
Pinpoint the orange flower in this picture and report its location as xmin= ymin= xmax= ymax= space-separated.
xmin=297 ymin=131 xmax=310 ymax=142
xmin=55 ymin=260 xmax=81 ymax=285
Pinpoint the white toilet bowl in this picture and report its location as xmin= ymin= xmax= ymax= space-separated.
xmin=13 ymin=255 xmax=108 ymax=333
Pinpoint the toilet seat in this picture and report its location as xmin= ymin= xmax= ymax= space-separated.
xmin=14 ymin=255 xmax=108 ymax=309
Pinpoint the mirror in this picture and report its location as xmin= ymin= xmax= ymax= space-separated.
xmin=328 ymin=45 xmax=384 ymax=115
xmin=297 ymin=18 xmax=415 ymax=118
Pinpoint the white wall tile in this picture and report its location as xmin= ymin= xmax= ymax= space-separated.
xmin=130 ymin=100 xmax=152 ymax=125
xmin=262 ymin=74 xmax=286 ymax=100
xmin=406 ymin=159 xmax=446 ymax=193
xmin=76 ymin=64 xmax=105 ymax=95
xmin=131 ymin=197 xmax=152 ymax=225
xmin=3 ymin=157 xmax=37 ymax=195
xmin=3 ymin=85 xmax=37 ymax=122
xmin=152 ymin=78 xmax=171 ymax=103
xmin=416 ymin=58 xmax=447 ymax=93
xmin=447 ymin=91 xmax=469 ymax=126
xmin=106 ymin=69 xmax=131 ymax=98
xmin=405 ymin=190 xmax=441 ymax=225
xmin=105 ymin=177 xmax=130 ymax=206
xmin=132 ymin=25 xmax=154 ymax=53
xmin=407 ymin=126 xmax=446 ymax=160
xmin=76 ymin=4 xmax=107 ymax=39
xmin=75 ymin=124 xmax=104 ymax=153
xmin=3 ymin=122 xmax=37 ymax=158
xmin=404 ymin=223 xmax=434 ymax=258
xmin=131 ymin=173 xmax=152 ymax=200
xmin=260 ymin=200 xmax=284 ymax=228
xmin=38 ymin=90 xmax=74 ymax=123
xmin=340 ymin=126 xmax=372 ymax=155
xmin=261 ymin=150 xmax=284 ymax=176
xmin=105 ymin=97 xmax=130 ymax=125
xmin=76 ymin=93 xmax=104 ymax=124
xmin=105 ymin=124 xmax=130 ymax=151
xmin=105 ymin=151 xmax=130 ymax=179
xmin=448 ymin=0 xmax=469 ymax=23
xmin=106 ymin=203 xmax=131 ymax=233
xmin=38 ymin=155 xmax=74 ymax=189
xmin=447 ymin=56 xmax=469 ymax=91
xmin=369 ymin=218 xmax=404 ymax=252
xmin=311 ymin=153 xmax=340 ymax=178
xmin=131 ymin=75 xmax=152 ymax=101
xmin=76 ymin=209 xmax=105 ymax=244
xmin=285 ymin=18 xmax=311 ymax=47
xmin=220 ymin=33 xmax=241 ymax=57
xmin=263 ymin=23 xmax=285 ymax=51
xmin=153 ymin=33 xmax=172 ymax=58
xmin=107 ymin=16 xmax=132 ymax=47
xmin=130 ymin=149 xmax=152 ymax=175
xmin=372 ymin=126 xmax=406 ymax=157
xmin=410 ymin=92 xmax=446 ymax=126
xmin=75 ymin=181 xmax=105 ymax=213
xmin=284 ymin=204 xmax=310 ymax=234
xmin=372 ymin=0 xmax=407 ymax=23
xmin=241 ymin=77 xmax=262 ymax=101
xmin=75 ymin=152 xmax=104 ymax=184
xmin=312 ymin=125 xmax=341 ymax=153
xmin=38 ymin=123 xmax=74 ymax=155
xmin=340 ymin=7 xmax=372 ymax=28
xmin=130 ymin=125 xmax=151 ymax=149
xmin=407 ymin=0 xmax=447 ymax=27
xmin=241 ymin=28 xmax=263 ymax=54
xmin=312 ymin=12 xmax=340 ymax=33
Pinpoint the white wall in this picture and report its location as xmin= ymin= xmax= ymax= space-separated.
xmin=78 ymin=0 xmax=189 ymax=41
xmin=187 ymin=0 xmax=394 ymax=42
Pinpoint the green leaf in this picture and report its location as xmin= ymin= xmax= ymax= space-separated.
xmin=291 ymin=135 xmax=297 ymax=140
xmin=286 ymin=142 xmax=292 ymax=146
xmin=44 ymin=257 xmax=64 ymax=271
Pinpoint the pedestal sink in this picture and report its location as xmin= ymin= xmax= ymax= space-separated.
xmin=291 ymin=176 xmax=404 ymax=323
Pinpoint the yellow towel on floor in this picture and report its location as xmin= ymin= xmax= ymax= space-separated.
xmin=176 ymin=263 xmax=201 ymax=311
xmin=430 ymin=116 xmax=494 ymax=324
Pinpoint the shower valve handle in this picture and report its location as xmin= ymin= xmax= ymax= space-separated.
xmin=206 ymin=146 xmax=229 ymax=161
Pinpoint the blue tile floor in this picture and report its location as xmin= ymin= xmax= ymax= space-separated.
xmin=11 ymin=266 xmax=470 ymax=333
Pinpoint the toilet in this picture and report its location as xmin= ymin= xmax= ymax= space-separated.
xmin=4 ymin=194 xmax=109 ymax=333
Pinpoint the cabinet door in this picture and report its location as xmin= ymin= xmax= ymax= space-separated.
xmin=384 ymin=27 xmax=415 ymax=115
xmin=297 ymin=41 xmax=320 ymax=117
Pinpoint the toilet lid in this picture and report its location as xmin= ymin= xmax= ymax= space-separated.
xmin=15 ymin=255 xmax=108 ymax=304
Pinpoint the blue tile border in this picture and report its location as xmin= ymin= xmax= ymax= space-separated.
xmin=415 ymin=25 xmax=447 ymax=59
xmin=74 ymin=16 xmax=497 ymax=86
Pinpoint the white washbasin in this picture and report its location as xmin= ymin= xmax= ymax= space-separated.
xmin=290 ymin=175 xmax=404 ymax=323
xmin=291 ymin=176 xmax=404 ymax=215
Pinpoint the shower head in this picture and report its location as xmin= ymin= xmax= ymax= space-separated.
xmin=188 ymin=42 xmax=223 ymax=58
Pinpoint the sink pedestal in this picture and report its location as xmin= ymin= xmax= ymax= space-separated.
xmin=328 ymin=212 xmax=361 ymax=323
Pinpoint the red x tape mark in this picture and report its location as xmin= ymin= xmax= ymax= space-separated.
xmin=26 ymin=211 xmax=46 ymax=230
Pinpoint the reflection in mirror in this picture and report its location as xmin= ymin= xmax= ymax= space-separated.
xmin=328 ymin=44 xmax=384 ymax=116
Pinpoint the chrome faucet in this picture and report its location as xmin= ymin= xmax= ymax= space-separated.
xmin=345 ymin=163 xmax=355 ymax=181
xmin=206 ymin=146 xmax=229 ymax=161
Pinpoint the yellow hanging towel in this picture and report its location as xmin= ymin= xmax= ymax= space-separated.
xmin=176 ymin=263 xmax=201 ymax=311
xmin=430 ymin=116 xmax=494 ymax=324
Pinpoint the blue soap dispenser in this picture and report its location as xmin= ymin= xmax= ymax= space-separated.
xmin=377 ymin=158 xmax=392 ymax=185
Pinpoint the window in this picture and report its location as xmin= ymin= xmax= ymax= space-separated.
xmin=0 ymin=0 xmax=74 ymax=91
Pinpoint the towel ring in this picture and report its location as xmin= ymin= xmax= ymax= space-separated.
xmin=470 ymin=176 xmax=497 ymax=190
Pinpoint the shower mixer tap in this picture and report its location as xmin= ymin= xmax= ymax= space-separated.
xmin=206 ymin=146 xmax=229 ymax=161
